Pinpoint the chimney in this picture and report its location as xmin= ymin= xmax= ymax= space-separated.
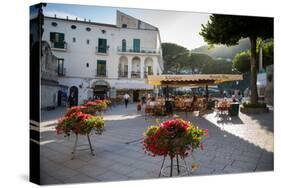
xmin=66 ymin=16 xmax=68 ymax=20
xmin=54 ymin=14 xmax=56 ymax=18
xmin=76 ymin=17 xmax=78 ymax=21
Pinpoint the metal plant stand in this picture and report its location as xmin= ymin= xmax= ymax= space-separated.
xmin=159 ymin=154 xmax=191 ymax=177
xmin=71 ymin=133 xmax=95 ymax=160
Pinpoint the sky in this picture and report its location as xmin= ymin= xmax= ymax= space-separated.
xmin=43 ymin=3 xmax=211 ymax=50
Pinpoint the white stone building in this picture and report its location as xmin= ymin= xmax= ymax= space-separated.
xmin=42 ymin=10 xmax=163 ymax=105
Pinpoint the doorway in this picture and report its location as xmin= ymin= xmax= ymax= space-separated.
xmin=133 ymin=90 xmax=140 ymax=102
xmin=69 ymin=86 xmax=78 ymax=106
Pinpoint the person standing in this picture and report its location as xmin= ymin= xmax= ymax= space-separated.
xmin=123 ymin=93 xmax=130 ymax=109
xmin=68 ymin=91 xmax=76 ymax=107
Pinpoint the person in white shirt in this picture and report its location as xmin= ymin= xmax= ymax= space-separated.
xmin=123 ymin=93 xmax=130 ymax=108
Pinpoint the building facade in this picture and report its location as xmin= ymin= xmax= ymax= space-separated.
xmin=42 ymin=10 xmax=163 ymax=105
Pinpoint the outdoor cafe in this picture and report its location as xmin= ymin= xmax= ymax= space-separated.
xmin=144 ymin=74 xmax=243 ymax=118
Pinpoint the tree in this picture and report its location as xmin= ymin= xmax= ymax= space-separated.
xmin=200 ymin=14 xmax=273 ymax=104
xmin=162 ymin=43 xmax=189 ymax=73
xmin=202 ymin=59 xmax=234 ymax=74
xmin=186 ymin=53 xmax=214 ymax=74
xmin=232 ymin=51 xmax=251 ymax=73
xmin=262 ymin=39 xmax=274 ymax=68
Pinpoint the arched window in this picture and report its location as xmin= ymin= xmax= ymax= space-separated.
xmin=122 ymin=39 xmax=126 ymax=52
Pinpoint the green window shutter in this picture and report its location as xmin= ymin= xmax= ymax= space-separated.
xmin=50 ymin=32 xmax=55 ymax=42
xmin=97 ymin=60 xmax=106 ymax=76
xmin=98 ymin=38 xmax=107 ymax=53
xmin=133 ymin=39 xmax=140 ymax=52
xmin=122 ymin=39 xmax=126 ymax=52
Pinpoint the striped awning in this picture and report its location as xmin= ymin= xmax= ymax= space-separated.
xmin=146 ymin=74 xmax=243 ymax=87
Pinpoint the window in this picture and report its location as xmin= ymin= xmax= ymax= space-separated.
xmin=86 ymin=27 xmax=91 ymax=31
xmin=86 ymin=63 xmax=89 ymax=68
xmin=122 ymin=24 xmax=127 ymax=28
xmin=51 ymin=22 xmax=57 ymax=27
xmin=122 ymin=39 xmax=126 ymax=52
xmin=50 ymin=32 xmax=65 ymax=48
xmin=97 ymin=60 xmax=106 ymax=76
xmin=98 ymin=38 xmax=107 ymax=53
xmin=148 ymin=66 xmax=153 ymax=75
xmin=86 ymin=39 xmax=90 ymax=44
xmin=73 ymin=37 xmax=76 ymax=43
xmin=71 ymin=25 xmax=77 ymax=29
xmin=133 ymin=39 xmax=140 ymax=52
xmin=57 ymin=59 xmax=64 ymax=76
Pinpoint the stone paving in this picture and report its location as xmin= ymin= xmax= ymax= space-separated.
xmin=39 ymin=104 xmax=274 ymax=185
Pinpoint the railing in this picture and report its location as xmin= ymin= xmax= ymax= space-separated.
xmin=58 ymin=68 xmax=66 ymax=76
xmin=118 ymin=71 xmax=128 ymax=78
xmin=117 ymin=46 xmax=159 ymax=54
xmin=144 ymin=71 xmax=153 ymax=78
xmin=51 ymin=41 xmax=67 ymax=51
xmin=131 ymin=71 xmax=141 ymax=78
xmin=95 ymin=69 xmax=108 ymax=78
xmin=95 ymin=46 xmax=109 ymax=55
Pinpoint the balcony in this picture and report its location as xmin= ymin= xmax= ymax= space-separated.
xmin=117 ymin=46 xmax=160 ymax=55
xmin=95 ymin=46 xmax=109 ymax=55
xmin=58 ymin=68 xmax=66 ymax=76
xmin=118 ymin=71 xmax=128 ymax=78
xmin=131 ymin=71 xmax=141 ymax=78
xmin=51 ymin=41 xmax=67 ymax=51
xmin=144 ymin=71 xmax=153 ymax=78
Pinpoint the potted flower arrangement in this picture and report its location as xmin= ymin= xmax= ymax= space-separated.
xmin=56 ymin=104 xmax=105 ymax=159
xmin=84 ymin=100 xmax=108 ymax=114
xmin=143 ymin=119 xmax=208 ymax=177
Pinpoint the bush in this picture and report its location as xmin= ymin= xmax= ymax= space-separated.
xmin=243 ymin=102 xmax=267 ymax=108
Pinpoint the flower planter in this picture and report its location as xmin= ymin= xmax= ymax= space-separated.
xmin=240 ymin=106 xmax=269 ymax=114
xmin=142 ymin=119 xmax=208 ymax=177
xmin=56 ymin=105 xmax=105 ymax=159
xmin=159 ymin=155 xmax=190 ymax=177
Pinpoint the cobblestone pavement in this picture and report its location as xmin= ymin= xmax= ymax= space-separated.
xmin=39 ymin=104 xmax=274 ymax=185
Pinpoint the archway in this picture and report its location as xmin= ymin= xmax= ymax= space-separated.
xmin=92 ymin=80 xmax=110 ymax=99
xmin=118 ymin=56 xmax=128 ymax=77
xmin=144 ymin=57 xmax=154 ymax=78
xmin=132 ymin=56 xmax=141 ymax=78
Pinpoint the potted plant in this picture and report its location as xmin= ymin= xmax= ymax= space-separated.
xmin=143 ymin=119 xmax=208 ymax=177
xmin=56 ymin=105 xmax=105 ymax=159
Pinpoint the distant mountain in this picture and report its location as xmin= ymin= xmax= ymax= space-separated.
xmin=191 ymin=38 xmax=250 ymax=60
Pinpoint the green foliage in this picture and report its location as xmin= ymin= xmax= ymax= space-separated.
xmin=187 ymin=53 xmax=215 ymax=74
xmin=161 ymin=43 xmax=189 ymax=73
xmin=200 ymin=14 xmax=273 ymax=104
xmin=232 ymin=51 xmax=251 ymax=73
xmin=202 ymin=58 xmax=234 ymax=74
xmin=200 ymin=15 xmax=273 ymax=46
xmin=262 ymin=39 xmax=274 ymax=68
xmin=243 ymin=102 xmax=267 ymax=108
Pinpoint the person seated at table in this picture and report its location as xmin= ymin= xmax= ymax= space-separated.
xmin=148 ymin=97 xmax=157 ymax=107
xmin=191 ymin=95 xmax=199 ymax=110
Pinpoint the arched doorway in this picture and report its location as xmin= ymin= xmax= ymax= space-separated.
xmin=92 ymin=80 xmax=110 ymax=99
xmin=69 ymin=86 xmax=78 ymax=106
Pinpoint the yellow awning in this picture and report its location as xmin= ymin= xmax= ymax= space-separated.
xmin=146 ymin=74 xmax=243 ymax=86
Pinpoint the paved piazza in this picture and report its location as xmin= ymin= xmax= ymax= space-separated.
xmin=40 ymin=104 xmax=274 ymax=185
